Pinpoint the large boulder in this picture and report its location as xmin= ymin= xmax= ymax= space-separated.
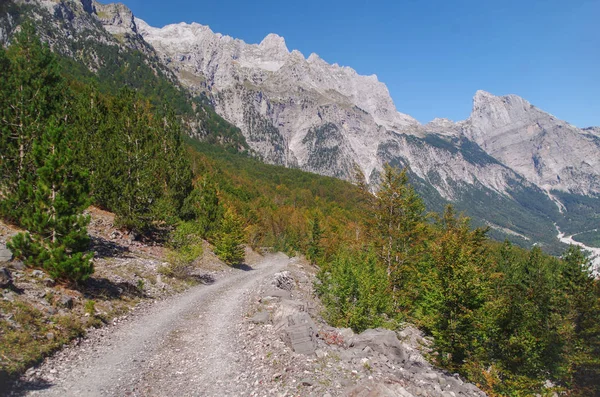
xmin=270 ymin=298 xmax=317 ymax=355
xmin=283 ymin=312 xmax=317 ymax=355
xmin=272 ymin=299 xmax=307 ymax=327
xmin=350 ymin=328 xmax=407 ymax=364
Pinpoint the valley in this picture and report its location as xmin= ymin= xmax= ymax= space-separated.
xmin=2 ymin=0 xmax=599 ymax=252
xmin=0 ymin=1 xmax=599 ymax=396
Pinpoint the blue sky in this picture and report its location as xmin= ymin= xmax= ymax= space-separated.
xmin=121 ymin=0 xmax=599 ymax=127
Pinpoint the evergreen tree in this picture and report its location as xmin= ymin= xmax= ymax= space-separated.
xmin=69 ymin=83 xmax=108 ymax=188
xmin=428 ymin=206 xmax=488 ymax=369
xmin=0 ymin=24 xmax=66 ymax=224
xmin=8 ymin=119 xmax=93 ymax=282
xmin=316 ymin=249 xmax=393 ymax=332
xmin=214 ymin=207 xmax=245 ymax=265
xmin=106 ymin=89 xmax=160 ymax=232
xmin=180 ymin=178 xmax=222 ymax=238
xmin=74 ymin=88 xmax=193 ymax=234
xmin=560 ymin=246 xmax=600 ymax=394
xmin=151 ymin=109 xmax=193 ymax=223
xmin=373 ymin=165 xmax=426 ymax=307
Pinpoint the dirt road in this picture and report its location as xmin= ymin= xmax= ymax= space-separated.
xmin=17 ymin=253 xmax=290 ymax=397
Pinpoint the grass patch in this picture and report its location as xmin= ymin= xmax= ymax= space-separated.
xmin=0 ymin=300 xmax=85 ymax=384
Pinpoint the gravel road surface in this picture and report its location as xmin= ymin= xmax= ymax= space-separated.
xmin=17 ymin=253 xmax=290 ymax=397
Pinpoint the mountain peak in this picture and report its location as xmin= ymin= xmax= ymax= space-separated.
xmin=471 ymin=90 xmax=534 ymax=118
xmin=307 ymin=53 xmax=322 ymax=63
xmin=259 ymin=33 xmax=288 ymax=53
xmin=94 ymin=1 xmax=137 ymax=36
xmin=473 ymin=90 xmax=495 ymax=102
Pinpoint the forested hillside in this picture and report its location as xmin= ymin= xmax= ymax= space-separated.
xmin=0 ymin=24 xmax=599 ymax=397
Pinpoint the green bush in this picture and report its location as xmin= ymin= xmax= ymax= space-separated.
xmin=214 ymin=208 xmax=245 ymax=265
xmin=163 ymin=221 xmax=205 ymax=278
xmin=317 ymin=249 xmax=394 ymax=332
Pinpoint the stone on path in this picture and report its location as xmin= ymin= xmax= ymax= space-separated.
xmin=250 ymin=310 xmax=270 ymax=324
xmin=284 ymin=312 xmax=316 ymax=355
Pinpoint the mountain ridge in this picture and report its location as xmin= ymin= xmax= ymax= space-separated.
xmin=3 ymin=0 xmax=600 ymax=255
xmin=132 ymin=11 xmax=600 ymax=256
xmin=137 ymin=16 xmax=600 ymax=198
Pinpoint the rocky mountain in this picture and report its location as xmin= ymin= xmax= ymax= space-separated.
xmin=136 ymin=19 xmax=531 ymax=201
xmin=463 ymin=90 xmax=600 ymax=196
xmin=3 ymin=0 xmax=600 ymax=254
xmin=137 ymin=18 xmax=600 ymax=198
xmin=136 ymin=15 xmax=600 ymax=255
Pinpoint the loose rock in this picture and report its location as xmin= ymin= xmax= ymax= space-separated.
xmin=0 ymin=266 xmax=12 ymax=288
xmin=59 ymin=296 xmax=74 ymax=309
xmin=262 ymin=288 xmax=291 ymax=300
xmin=271 ymin=271 xmax=294 ymax=291
xmin=43 ymin=278 xmax=56 ymax=287
xmin=0 ymin=242 xmax=12 ymax=262
xmin=10 ymin=261 xmax=26 ymax=271
xmin=250 ymin=310 xmax=270 ymax=324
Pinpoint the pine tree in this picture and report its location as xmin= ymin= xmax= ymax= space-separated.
xmin=69 ymin=83 xmax=108 ymax=189
xmin=428 ymin=205 xmax=488 ymax=369
xmin=181 ymin=178 xmax=222 ymax=238
xmin=560 ymin=246 xmax=600 ymax=394
xmin=82 ymin=89 xmax=193 ymax=235
xmin=214 ymin=207 xmax=245 ymax=265
xmin=151 ymin=108 xmax=193 ymax=224
xmin=0 ymin=24 xmax=66 ymax=224
xmin=8 ymin=118 xmax=93 ymax=282
xmin=373 ymin=165 xmax=427 ymax=306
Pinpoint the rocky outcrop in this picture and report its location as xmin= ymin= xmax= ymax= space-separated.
xmin=0 ymin=241 xmax=12 ymax=263
xmin=0 ymin=266 xmax=12 ymax=288
xmin=583 ymin=126 xmax=600 ymax=136
xmin=136 ymin=18 xmax=422 ymax=181
xmin=245 ymin=266 xmax=488 ymax=397
xmin=463 ymin=90 xmax=600 ymax=195
xmin=94 ymin=2 xmax=138 ymax=36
